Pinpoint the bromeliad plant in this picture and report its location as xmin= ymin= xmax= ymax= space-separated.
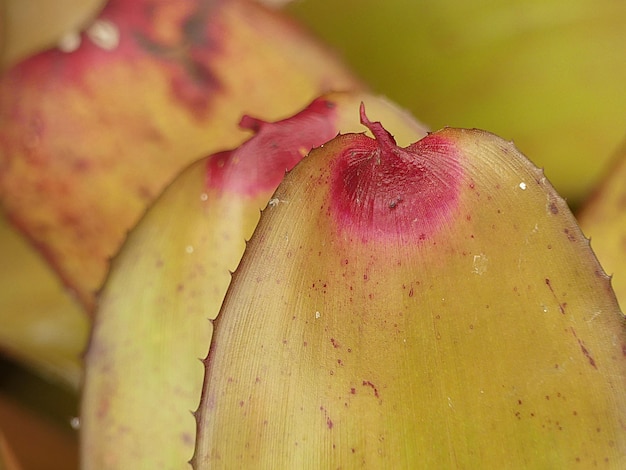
xmin=1 ymin=0 xmax=625 ymax=468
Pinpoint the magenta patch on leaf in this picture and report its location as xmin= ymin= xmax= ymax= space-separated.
xmin=205 ymin=98 xmax=338 ymax=197
xmin=330 ymin=104 xmax=462 ymax=242
xmin=5 ymin=0 xmax=223 ymax=120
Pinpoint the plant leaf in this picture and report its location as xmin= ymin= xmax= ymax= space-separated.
xmin=579 ymin=138 xmax=626 ymax=309
xmin=0 ymin=214 xmax=86 ymax=388
xmin=0 ymin=0 xmax=105 ymax=69
xmin=288 ymin=0 xmax=626 ymax=205
xmin=80 ymin=92 xmax=427 ymax=469
xmin=0 ymin=0 xmax=362 ymax=312
xmin=194 ymin=111 xmax=626 ymax=467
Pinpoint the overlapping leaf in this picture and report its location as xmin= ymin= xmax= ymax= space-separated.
xmin=194 ymin=109 xmax=626 ymax=467
xmin=80 ymin=92 xmax=427 ymax=469
xmin=0 ymin=0 xmax=362 ymax=312
xmin=579 ymin=139 xmax=626 ymax=308
xmin=288 ymin=0 xmax=626 ymax=205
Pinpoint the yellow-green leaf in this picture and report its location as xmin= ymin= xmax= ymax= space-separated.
xmin=194 ymin=110 xmax=626 ymax=467
xmin=0 ymin=0 xmax=105 ymax=69
xmin=80 ymin=92 xmax=427 ymax=469
xmin=0 ymin=0 xmax=362 ymax=312
xmin=0 ymin=214 xmax=86 ymax=388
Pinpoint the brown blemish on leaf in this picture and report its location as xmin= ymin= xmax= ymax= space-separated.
xmin=362 ymin=380 xmax=380 ymax=399
xmin=563 ymin=228 xmax=576 ymax=242
xmin=545 ymin=278 xmax=566 ymax=314
xmin=181 ymin=432 xmax=194 ymax=445
xmin=132 ymin=0 xmax=222 ymax=120
xmin=571 ymin=327 xmax=598 ymax=369
xmin=549 ymin=202 xmax=559 ymax=215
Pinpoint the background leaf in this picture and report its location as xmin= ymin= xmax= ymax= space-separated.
xmin=0 ymin=0 xmax=362 ymax=312
xmin=0 ymin=0 xmax=105 ymax=69
xmin=579 ymin=138 xmax=626 ymax=309
xmin=287 ymin=0 xmax=626 ymax=206
xmin=0 ymin=214 xmax=86 ymax=388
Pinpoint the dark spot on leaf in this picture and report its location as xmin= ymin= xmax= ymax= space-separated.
xmin=563 ymin=228 xmax=576 ymax=242
xmin=549 ymin=202 xmax=559 ymax=214
xmin=362 ymin=380 xmax=380 ymax=399
xmin=545 ymin=279 xmax=566 ymax=314
xmin=571 ymin=327 xmax=598 ymax=369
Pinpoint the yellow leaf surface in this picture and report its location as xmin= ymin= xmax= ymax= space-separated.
xmin=0 ymin=214 xmax=86 ymax=388
xmin=194 ymin=110 xmax=626 ymax=467
xmin=0 ymin=0 xmax=362 ymax=312
xmin=80 ymin=92 xmax=427 ymax=469
xmin=0 ymin=0 xmax=105 ymax=69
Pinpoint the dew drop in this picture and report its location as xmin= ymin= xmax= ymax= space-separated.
xmin=472 ymin=253 xmax=489 ymax=275
xmin=87 ymin=19 xmax=120 ymax=50
xmin=58 ymin=31 xmax=81 ymax=52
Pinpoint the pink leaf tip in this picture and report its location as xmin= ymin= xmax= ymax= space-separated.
xmin=359 ymin=102 xmax=397 ymax=152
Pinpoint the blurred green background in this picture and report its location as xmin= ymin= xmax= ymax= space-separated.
xmin=288 ymin=0 xmax=626 ymax=208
